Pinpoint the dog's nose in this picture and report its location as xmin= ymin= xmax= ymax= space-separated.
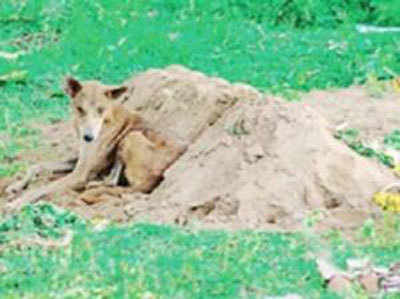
xmin=83 ymin=134 xmax=94 ymax=142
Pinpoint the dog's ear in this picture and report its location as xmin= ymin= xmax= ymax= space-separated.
xmin=64 ymin=77 xmax=82 ymax=98
xmin=104 ymin=86 xmax=128 ymax=100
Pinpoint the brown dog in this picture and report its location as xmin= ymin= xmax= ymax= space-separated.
xmin=5 ymin=77 xmax=130 ymax=196
xmin=7 ymin=103 xmax=186 ymax=210
xmin=80 ymin=104 xmax=186 ymax=203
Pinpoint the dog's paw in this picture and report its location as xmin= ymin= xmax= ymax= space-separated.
xmin=79 ymin=191 xmax=104 ymax=205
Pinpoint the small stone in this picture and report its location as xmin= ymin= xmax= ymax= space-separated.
xmin=359 ymin=273 xmax=379 ymax=294
xmin=347 ymin=258 xmax=370 ymax=272
xmin=316 ymin=258 xmax=340 ymax=280
xmin=328 ymin=275 xmax=353 ymax=293
xmin=245 ymin=143 xmax=264 ymax=163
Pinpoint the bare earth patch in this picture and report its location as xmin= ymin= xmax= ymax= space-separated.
xmin=24 ymin=121 xmax=79 ymax=164
xmin=1 ymin=66 xmax=399 ymax=231
xmin=302 ymin=86 xmax=400 ymax=142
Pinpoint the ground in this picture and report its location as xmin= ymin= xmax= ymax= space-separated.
xmin=1 ymin=0 xmax=400 ymax=298
xmin=303 ymin=86 xmax=400 ymax=142
xmin=3 ymin=83 xmax=399 ymax=230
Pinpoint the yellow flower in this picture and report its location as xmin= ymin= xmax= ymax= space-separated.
xmin=391 ymin=77 xmax=400 ymax=93
xmin=373 ymin=192 xmax=400 ymax=212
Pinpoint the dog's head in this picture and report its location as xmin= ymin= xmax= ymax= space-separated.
xmin=64 ymin=77 xmax=129 ymax=143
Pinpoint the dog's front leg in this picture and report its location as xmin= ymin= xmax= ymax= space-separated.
xmin=106 ymin=160 xmax=124 ymax=186
xmin=4 ymin=170 xmax=88 ymax=212
xmin=85 ymin=160 xmax=124 ymax=189
xmin=5 ymin=157 xmax=78 ymax=196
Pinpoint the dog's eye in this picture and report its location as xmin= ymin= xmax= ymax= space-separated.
xmin=77 ymin=107 xmax=86 ymax=116
xmin=97 ymin=107 xmax=104 ymax=115
xmin=103 ymin=118 xmax=110 ymax=125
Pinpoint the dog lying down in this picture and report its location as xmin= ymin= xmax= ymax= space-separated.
xmin=7 ymin=104 xmax=187 ymax=211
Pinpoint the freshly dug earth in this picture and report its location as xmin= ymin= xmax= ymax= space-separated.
xmin=122 ymin=64 xmax=261 ymax=145
xmin=302 ymin=86 xmax=400 ymax=142
xmin=119 ymin=96 xmax=395 ymax=230
xmin=2 ymin=66 xmax=398 ymax=230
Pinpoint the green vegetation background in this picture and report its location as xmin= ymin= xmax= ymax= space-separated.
xmin=1 ymin=1 xmax=400 ymax=298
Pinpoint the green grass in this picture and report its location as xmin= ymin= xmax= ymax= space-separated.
xmin=1 ymin=1 xmax=400 ymax=297
xmin=335 ymin=128 xmax=395 ymax=167
xmin=384 ymin=130 xmax=400 ymax=150
xmin=1 ymin=204 xmax=400 ymax=298
xmin=0 ymin=205 xmax=330 ymax=298
xmin=0 ymin=228 xmax=330 ymax=297
xmin=335 ymin=128 xmax=400 ymax=169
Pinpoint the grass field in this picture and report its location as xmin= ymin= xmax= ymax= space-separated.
xmin=1 ymin=0 xmax=400 ymax=297
xmin=0 ymin=204 xmax=400 ymax=298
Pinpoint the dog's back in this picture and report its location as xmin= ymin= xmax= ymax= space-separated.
xmin=101 ymin=104 xmax=187 ymax=193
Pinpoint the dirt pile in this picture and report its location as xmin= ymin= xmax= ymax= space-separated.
xmin=118 ymin=96 xmax=395 ymax=230
xmin=123 ymin=64 xmax=261 ymax=145
xmin=3 ymin=66 xmax=397 ymax=230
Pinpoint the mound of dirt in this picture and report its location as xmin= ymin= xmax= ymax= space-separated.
xmin=123 ymin=64 xmax=261 ymax=145
xmin=3 ymin=66 xmax=398 ymax=231
xmin=117 ymin=96 xmax=395 ymax=230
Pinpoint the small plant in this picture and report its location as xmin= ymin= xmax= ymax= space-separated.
xmin=364 ymin=73 xmax=387 ymax=98
xmin=335 ymin=128 xmax=360 ymax=144
xmin=384 ymin=130 xmax=400 ymax=150
xmin=335 ymin=129 xmax=394 ymax=167
xmin=228 ymin=118 xmax=250 ymax=136
xmin=357 ymin=212 xmax=400 ymax=250
xmin=360 ymin=218 xmax=376 ymax=239
xmin=303 ymin=209 xmax=324 ymax=228
xmin=0 ymin=203 xmax=84 ymax=245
